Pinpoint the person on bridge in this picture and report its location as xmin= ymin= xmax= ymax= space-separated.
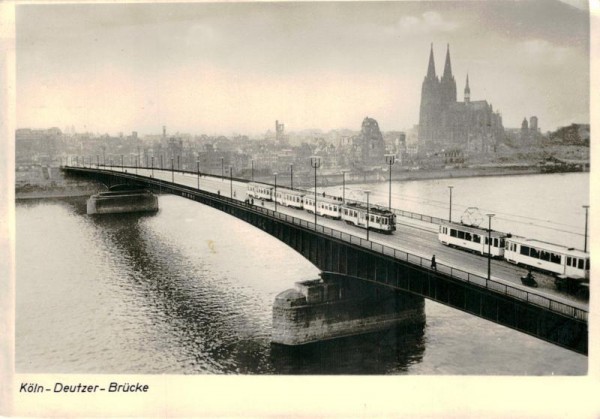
xmin=431 ymin=255 xmax=437 ymax=271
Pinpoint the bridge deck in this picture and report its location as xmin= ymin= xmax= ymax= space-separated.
xmin=63 ymin=165 xmax=589 ymax=354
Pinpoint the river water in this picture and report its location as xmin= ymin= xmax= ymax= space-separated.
xmin=15 ymin=172 xmax=588 ymax=374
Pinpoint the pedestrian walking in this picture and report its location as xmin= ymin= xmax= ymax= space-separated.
xmin=431 ymin=255 xmax=437 ymax=271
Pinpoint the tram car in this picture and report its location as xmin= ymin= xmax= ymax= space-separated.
xmin=438 ymin=221 xmax=506 ymax=258
xmin=504 ymin=236 xmax=590 ymax=283
xmin=303 ymin=195 xmax=342 ymax=219
xmin=247 ymin=182 xmax=274 ymax=201
xmin=341 ymin=202 xmax=396 ymax=234
xmin=274 ymin=188 xmax=305 ymax=209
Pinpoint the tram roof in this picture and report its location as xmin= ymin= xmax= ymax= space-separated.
xmin=440 ymin=220 xmax=506 ymax=237
xmin=506 ymin=236 xmax=588 ymax=258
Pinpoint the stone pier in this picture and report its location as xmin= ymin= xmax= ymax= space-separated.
xmin=272 ymin=272 xmax=425 ymax=345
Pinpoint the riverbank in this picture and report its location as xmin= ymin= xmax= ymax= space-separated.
xmin=256 ymin=163 xmax=582 ymax=188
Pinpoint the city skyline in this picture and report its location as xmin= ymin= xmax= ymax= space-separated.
xmin=17 ymin=1 xmax=590 ymax=136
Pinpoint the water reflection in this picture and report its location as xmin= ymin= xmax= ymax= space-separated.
xmin=270 ymin=324 xmax=425 ymax=374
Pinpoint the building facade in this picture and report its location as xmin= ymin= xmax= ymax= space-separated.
xmin=418 ymin=44 xmax=504 ymax=155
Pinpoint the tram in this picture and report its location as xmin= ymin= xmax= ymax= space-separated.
xmin=504 ymin=236 xmax=590 ymax=283
xmin=247 ymin=182 xmax=274 ymax=201
xmin=438 ymin=221 xmax=506 ymax=257
xmin=304 ymin=195 xmax=343 ymax=219
xmin=341 ymin=202 xmax=396 ymax=234
xmin=274 ymin=188 xmax=305 ymax=209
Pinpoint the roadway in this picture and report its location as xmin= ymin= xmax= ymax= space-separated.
xmin=97 ymin=165 xmax=589 ymax=311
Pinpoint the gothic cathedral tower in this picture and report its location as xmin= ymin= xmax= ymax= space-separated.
xmin=418 ymin=44 xmax=440 ymax=141
xmin=439 ymin=44 xmax=457 ymax=107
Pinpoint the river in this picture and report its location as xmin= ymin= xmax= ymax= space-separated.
xmin=15 ymin=172 xmax=588 ymax=374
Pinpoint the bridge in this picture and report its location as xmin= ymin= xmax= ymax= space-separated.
xmin=62 ymin=164 xmax=588 ymax=355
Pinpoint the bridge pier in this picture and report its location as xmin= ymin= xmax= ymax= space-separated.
xmin=272 ymin=272 xmax=425 ymax=345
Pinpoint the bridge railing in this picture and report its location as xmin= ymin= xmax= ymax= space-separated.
xmin=243 ymin=198 xmax=587 ymax=322
xmin=65 ymin=166 xmax=588 ymax=322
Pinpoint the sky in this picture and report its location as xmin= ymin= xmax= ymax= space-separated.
xmin=16 ymin=1 xmax=590 ymax=136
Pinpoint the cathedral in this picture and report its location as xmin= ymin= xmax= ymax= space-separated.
xmin=418 ymin=44 xmax=504 ymax=155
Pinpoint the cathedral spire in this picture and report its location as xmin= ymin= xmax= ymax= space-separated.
xmin=464 ymin=73 xmax=470 ymax=103
xmin=443 ymin=43 xmax=453 ymax=78
xmin=426 ymin=43 xmax=436 ymax=79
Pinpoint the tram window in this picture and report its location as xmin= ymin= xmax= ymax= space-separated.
xmin=550 ymin=253 xmax=561 ymax=264
xmin=457 ymin=231 xmax=465 ymax=239
xmin=567 ymin=256 xmax=572 ymax=266
xmin=586 ymin=259 xmax=590 ymax=270
xmin=541 ymin=251 xmax=550 ymax=262
xmin=520 ymin=245 xmax=530 ymax=256
xmin=530 ymin=248 xmax=540 ymax=258
xmin=465 ymin=232 xmax=472 ymax=241
xmin=578 ymin=259 xmax=584 ymax=270
xmin=376 ymin=216 xmax=381 ymax=223
xmin=473 ymin=234 xmax=480 ymax=243
xmin=450 ymin=229 xmax=457 ymax=237
xmin=500 ymin=239 xmax=505 ymax=248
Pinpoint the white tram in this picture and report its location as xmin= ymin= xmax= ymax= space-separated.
xmin=303 ymin=195 xmax=342 ymax=219
xmin=274 ymin=188 xmax=305 ymax=209
xmin=341 ymin=202 xmax=396 ymax=234
xmin=504 ymin=236 xmax=590 ymax=282
xmin=438 ymin=221 xmax=506 ymax=258
xmin=247 ymin=182 xmax=274 ymax=201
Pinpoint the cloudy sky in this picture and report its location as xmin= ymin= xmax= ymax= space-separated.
xmin=16 ymin=1 xmax=590 ymax=136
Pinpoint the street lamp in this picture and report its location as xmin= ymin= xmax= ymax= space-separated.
xmin=230 ymin=166 xmax=233 ymax=198
xmin=177 ymin=155 xmax=180 ymax=171
xmin=365 ymin=190 xmax=371 ymax=241
xmin=341 ymin=170 xmax=349 ymax=204
xmin=197 ymin=161 xmax=201 ymax=189
xmin=583 ymin=205 xmax=590 ymax=252
xmin=448 ymin=186 xmax=454 ymax=222
xmin=384 ymin=154 xmax=396 ymax=210
xmin=171 ymin=158 xmax=174 ymax=182
xmin=290 ymin=164 xmax=294 ymax=189
xmin=97 ymin=155 xmax=100 ymax=168
xmin=121 ymin=154 xmax=124 ymax=171
xmin=310 ymin=156 xmax=322 ymax=227
xmin=273 ymin=172 xmax=278 ymax=211
xmin=135 ymin=155 xmax=138 ymax=174
xmin=161 ymin=155 xmax=164 ymax=170
xmin=251 ymin=159 xmax=254 ymax=182
xmin=486 ymin=213 xmax=495 ymax=281
xmin=151 ymin=156 xmax=154 ymax=178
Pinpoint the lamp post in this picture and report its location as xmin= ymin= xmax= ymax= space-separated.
xmin=151 ymin=156 xmax=154 ymax=178
xmin=177 ymin=155 xmax=180 ymax=171
xmin=486 ymin=213 xmax=495 ymax=281
xmin=365 ymin=190 xmax=371 ymax=241
xmin=310 ymin=156 xmax=322 ymax=227
xmin=197 ymin=161 xmax=200 ymax=189
xmin=583 ymin=205 xmax=590 ymax=252
xmin=121 ymin=154 xmax=124 ymax=171
xmin=230 ymin=166 xmax=233 ymax=198
xmin=341 ymin=170 xmax=349 ymax=204
xmin=135 ymin=155 xmax=138 ymax=174
xmin=448 ymin=186 xmax=454 ymax=222
xmin=290 ymin=164 xmax=294 ymax=189
xmin=251 ymin=159 xmax=254 ymax=182
xmin=273 ymin=172 xmax=278 ymax=211
xmin=384 ymin=154 xmax=396 ymax=210
xmin=171 ymin=158 xmax=174 ymax=183
xmin=97 ymin=155 xmax=99 ymax=168
xmin=161 ymin=155 xmax=163 ymax=170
